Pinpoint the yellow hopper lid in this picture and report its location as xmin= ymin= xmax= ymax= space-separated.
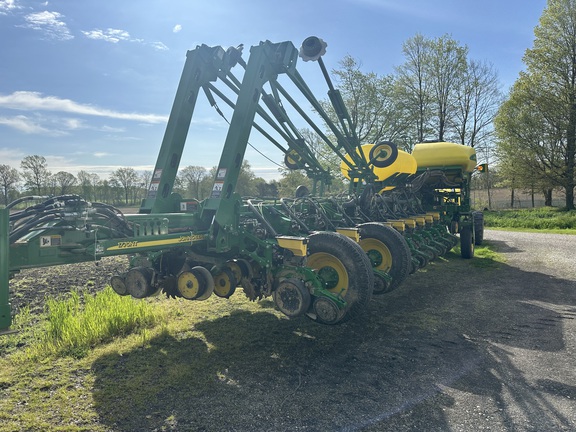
xmin=412 ymin=141 xmax=477 ymax=173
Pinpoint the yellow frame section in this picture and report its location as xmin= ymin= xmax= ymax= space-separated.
xmin=336 ymin=227 xmax=360 ymax=243
xmin=276 ymin=236 xmax=308 ymax=257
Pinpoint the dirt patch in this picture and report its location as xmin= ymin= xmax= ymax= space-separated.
xmin=4 ymin=231 xmax=576 ymax=431
xmin=9 ymin=257 xmax=128 ymax=317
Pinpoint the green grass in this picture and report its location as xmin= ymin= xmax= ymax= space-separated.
xmin=452 ymin=241 xmax=505 ymax=268
xmin=0 ymin=243 xmax=505 ymax=431
xmin=483 ymin=207 xmax=576 ymax=232
xmin=25 ymin=287 xmax=159 ymax=360
xmin=0 ymin=290 xmax=288 ymax=431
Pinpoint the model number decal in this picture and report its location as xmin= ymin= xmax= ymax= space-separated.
xmin=179 ymin=234 xmax=204 ymax=243
xmin=117 ymin=241 xmax=138 ymax=249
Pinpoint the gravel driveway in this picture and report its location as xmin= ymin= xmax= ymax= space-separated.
xmin=363 ymin=230 xmax=576 ymax=432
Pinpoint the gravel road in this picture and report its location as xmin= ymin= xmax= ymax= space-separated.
xmin=364 ymin=230 xmax=576 ymax=432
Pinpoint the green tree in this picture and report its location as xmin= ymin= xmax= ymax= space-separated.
xmin=255 ymin=179 xmax=279 ymax=197
xmin=395 ymin=33 xmax=434 ymax=145
xmin=20 ymin=155 xmax=50 ymax=195
xmin=110 ymin=167 xmax=139 ymax=205
xmin=495 ymin=74 xmax=561 ymax=206
xmin=526 ymin=0 xmax=576 ymax=209
xmin=428 ymin=35 xmax=468 ymax=141
xmin=235 ymin=160 xmax=257 ymax=197
xmin=178 ymin=165 xmax=208 ymax=198
xmin=323 ymin=55 xmax=402 ymax=145
xmin=453 ymin=59 xmax=502 ymax=148
xmin=77 ymin=170 xmax=100 ymax=201
xmin=0 ymin=164 xmax=20 ymax=205
xmin=496 ymin=0 xmax=576 ymax=209
xmin=52 ymin=171 xmax=77 ymax=195
xmin=277 ymin=170 xmax=312 ymax=198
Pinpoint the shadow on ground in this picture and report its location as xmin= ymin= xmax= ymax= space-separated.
xmin=91 ymin=246 xmax=576 ymax=431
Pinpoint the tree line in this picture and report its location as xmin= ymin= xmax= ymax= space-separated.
xmin=495 ymin=0 xmax=576 ymax=210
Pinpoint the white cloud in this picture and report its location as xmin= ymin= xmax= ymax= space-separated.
xmin=82 ymin=28 xmax=168 ymax=51
xmin=173 ymin=24 xmax=182 ymax=33
xmin=0 ymin=115 xmax=65 ymax=135
xmin=82 ymin=28 xmax=131 ymax=43
xmin=150 ymin=41 xmax=168 ymax=51
xmin=22 ymin=10 xmax=73 ymax=40
xmin=0 ymin=0 xmax=18 ymax=15
xmin=0 ymin=91 xmax=168 ymax=124
xmin=0 ymin=147 xmax=26 ymax=169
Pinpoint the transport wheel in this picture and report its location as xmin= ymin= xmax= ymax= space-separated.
xmin=460 ymin=225 xmax=475 ymax=259
xmin=212 ymin=267 xmax=237 ymax=298
xmin=306 ymin=231 xmax=373 ymax=324
xmin=358 ymin=222 xmax=411 ymax=294
xmin=369 ymin=141 xmax=399 ymax=168
xmin=473 ymin=211 xmax=484 ymax=246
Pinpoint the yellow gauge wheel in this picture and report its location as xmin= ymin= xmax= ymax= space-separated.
xmin=177 ymin=270 xmax=203 ymax=300
xmin=213 ymin=267 xmax=237 ymax=298
xmin=359 ymin=237 xmax=393 ymax=272
xmin=226 ymin=260 xmax=247 ymax=283
xmin=307 ymin=252 xmax=349 ymax=297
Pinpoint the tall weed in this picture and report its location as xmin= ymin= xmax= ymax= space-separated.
xmin=32 ymin=287 xmax=158 ymax=359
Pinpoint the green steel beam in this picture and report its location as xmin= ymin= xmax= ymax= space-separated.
xmin=0 ymin=206 xmax=11 ymax=332
xmin=139 ymin=44 xmax=229 ymax=214
xmin=201 ymin=41 xmax=299 ymax=250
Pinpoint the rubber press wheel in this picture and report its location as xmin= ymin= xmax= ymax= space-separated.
xmin=306 ymin=231 xmax=374 ymax=325
xmin=358 ymin=222 xmax=412 ymax=294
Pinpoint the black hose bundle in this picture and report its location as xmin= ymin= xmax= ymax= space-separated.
xmin=8 ymin=195 xmax=133 ymax=244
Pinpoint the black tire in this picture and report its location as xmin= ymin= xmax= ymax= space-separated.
xmin=460 ymin=225 xmax=475 ymax=259
xmin=473 ymin=211 xmax=484 ymax=246
xmin=306 ymin=231 xmax=374 ymax=324
xmin=358 ymin=222 xmax=412 ymax=294
xmin=284 ymin=150 xmax=303 ymax=170
xmin=295 ymin=185 xmax=310 ymax=198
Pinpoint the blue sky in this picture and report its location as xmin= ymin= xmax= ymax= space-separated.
xmin=0 ymin=0 xmax=547 ymax=181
